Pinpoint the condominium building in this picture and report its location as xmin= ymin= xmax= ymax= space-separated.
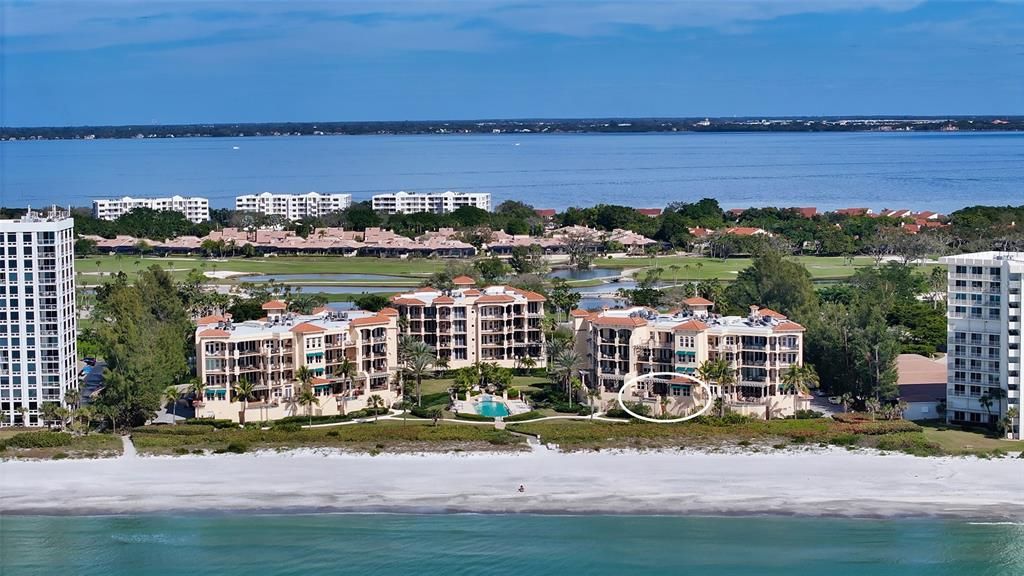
xmin=390 ymin=278 xmax=546 ymax=370
xmin=234 ymin=192 xmax=352 ymax=220
xmin=92 ymin=195 xmax=210 ymax=223
xmin=571 ymin=299 xmax=807 ymax=419
xmin=372 ymin=191 xmax=491 ymax=215
xmin=0 ymin=209 xmax=77 ymax=426
xmin=193 ymin=304 xmax=400 ymax=422
xmin=938 ymin=252 xmax=1022 ymax=439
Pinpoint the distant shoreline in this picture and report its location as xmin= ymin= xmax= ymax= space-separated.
xmin=4 ymin=447 xmax=1023 ymax=520
xmin=3 ymin=116 xmax=1023 ymax=141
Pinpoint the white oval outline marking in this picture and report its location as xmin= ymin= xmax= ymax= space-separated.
xmin=616 ymin=371 xmax=713 ymax=423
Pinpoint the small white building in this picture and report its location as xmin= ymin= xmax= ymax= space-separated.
xmin=372 ymin=191 xmax=491 ymax=215
xmin=235 ymin=192 xmax=352 ymax=221
xmin=92 ymin=195 xmax=210 ymax=223
xmin=896 ymin=353 xmax=947 ymax=421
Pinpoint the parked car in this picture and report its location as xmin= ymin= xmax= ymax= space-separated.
xmin=828 ymin=396 xmax=842 ymax=405
xmin=83 ymin=357 xmax=97 ymax=366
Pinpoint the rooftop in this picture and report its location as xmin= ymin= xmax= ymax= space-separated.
xmin=586 ymin=306 xmax=803 ymax=335
xmin=390 ymin=285 xmax=545 ymax=307
xmin=196 ymin=308 xmax=386 ymax=339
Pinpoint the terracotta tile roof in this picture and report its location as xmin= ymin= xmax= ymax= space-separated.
xmin=725 ymin=226 xmax=767 ymax=236
xmin=379 ymin=307 xmax=399 ymax=317
xmin=311 ymin=306 xmax=330 ymax=315
xmin=351 ymin=314 xmax=390 ymax=327
xmin=535 ymin=209 xmax=557 ymax=217
xmin=452 ymin=275 xmax=476 ymax=286
xmin=591 ymin=316 xmax=647 ymax=328
xmin=197 ymin=328 xmax=230 ymax=338
xmin=637 ymin=208 xmax=662 ymax=217
xmin=195 ymin=314 xmax=227 ymax=325
xmin=509 ymin=287 xmax=546 ymax=302
xmin=262 ymin=300 xmax=287 ymax=310
xmin=757 ymin=308 xmax=787 ymax=319
xmin=433 ymin=295 xmax=455 ymax=305
xmin=670 ymin=375 xmax=696 ymax=384
xmin=311 ymin=377 xmax=331 ymax=385
xmin=569 ymin=309 xmax=592 ymax=318
xmin=291 ymin=322 xmax=326 ymax=334
xmin=462 ymin=289 xmax=482 ymax=296
xmin=673 ymin=319 xmax=709 ymax=331
xmin=390 ymin=296 xmax=425 ymax=306
xmin=772 ymin=321 xmax=805 ymax=332
xmin=791 ymin=207 xmax=817 ymax=218
xmin=477 ymin=294 xmax=516 ymax=304
xmin=834 ymin=208 xmax=870 ymax=216
xmin=682 ymin=297 xmax=714 ymax=307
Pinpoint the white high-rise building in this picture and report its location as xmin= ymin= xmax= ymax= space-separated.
xmin=0 ymin=209 xmax=77 ymax=427
xmin=92 ymin=195 xmax=210 ymax=223
xmin=939 ymin=252 xmax=1022 ymax=439
xmin=371 ymin=191 xmax=491 ymax=215
xmin=235 ymin=192 xmax=352 ymax=221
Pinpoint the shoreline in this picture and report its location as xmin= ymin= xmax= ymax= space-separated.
xmin=4 ymin=447 xmax=1023 ymax=520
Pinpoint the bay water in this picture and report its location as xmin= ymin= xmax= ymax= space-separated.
xmin=2 ymin=513 xmax=1022 ymax=575
xmin=3 ymin=132 xmax=1022 ymax=213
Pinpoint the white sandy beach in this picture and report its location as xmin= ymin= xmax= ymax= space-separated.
xmin=2 ymin=447 xmax=1023 ymax=519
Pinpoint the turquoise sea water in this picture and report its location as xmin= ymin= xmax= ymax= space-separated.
xmin=1 ymin=514 xmax=1022 ymax=575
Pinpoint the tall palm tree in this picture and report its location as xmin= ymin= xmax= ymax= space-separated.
xmin=697 ymin=358 xmax=734 ymax=417
xmin=405 ymin=347 xmax=438 ymax=407
xmin=63 ymin=387 xmax=80 ymax=411
xmin=366 ymin=394 xmax=385 ymax=423
xmin=163 ymin=386 xmax=181 ymax=425
xmin=295 ymin=364 xmax=314 ymax=391
xmin=780 ymin=364 xmax=820 ymax=396
xmin=517 ymin=356 xmax=537 ymax=374
xmin=335 ymin=357 xmax=356 ymax=415
xmin=1004 ymin=406 xmax=1020 ymax=439
xmin=76 ymin=405 xmax=96 ymax=435
xmin=188 ymin=378 xmax=206 ymax=405
xmin=40 ymin=402 xmax=60 ymax=429
xmin=17 ymin=406 xmax=29 ymax=426
xmin=232 ymin=378 xmax=256 ymax=425
xmin=550 ymin=349 xmax=582 ymax=407
xmin=297 ymin=385 xmax=320 ymax=425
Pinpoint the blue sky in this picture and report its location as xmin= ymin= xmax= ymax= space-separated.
xmin=2 ymin=0 xmax=1022 ymax=125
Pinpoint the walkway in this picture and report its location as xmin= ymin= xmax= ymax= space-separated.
xmin=120 ymin=435 xmax=137 ymax=459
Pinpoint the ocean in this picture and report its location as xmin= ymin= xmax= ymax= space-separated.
xmin=1 ymin=513 xmax=1021 ymax=575
xmin=2 ymin=132 xmax=1022 ymax=213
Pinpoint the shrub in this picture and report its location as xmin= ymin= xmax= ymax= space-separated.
xmin=4 ymin=431 xmax=73 ymax=449
xmin=222 ymin=442 xmax=248 ymax=454
xmin=504 ymin=410 xmax=544 ymax=423
xmin=790 ymin=410 xmax=825 ymax=420
xmin=408 ymin=405 xmax=441 ymax=419
xmin=454 ymin=412 xmax=494 ymax=422
xmin=507 ymin=388 xmax=520 ymax=400
xmin=273 ymin=423 xmax=303 ymax=433
xmin=173 ymin=447 xmax=191 ymax=455
xmin=875 ymin=433 xmax=942 ymax=457
xmin=605 ymin=402 xmax=652 ymax=419
xmin=136 ymin=424 xmax=215 ymax=435
xmin=828 ymin=433 xmax=860 ymax=447
xmin=51 ymin=452 xmax=69 ymax=460
xmin=836 ymin=421 xmax=921 ymax=435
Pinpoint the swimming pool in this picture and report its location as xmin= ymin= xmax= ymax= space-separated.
xmin=476 ymin=400 xmax=511 ymax=418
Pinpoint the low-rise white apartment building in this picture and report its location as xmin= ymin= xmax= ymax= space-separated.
xmin=0 ymin=209 xmax=77 ymax=426
xmin=390 ymin=277 xmax=546 ymax=370
xmin=939 ymin=251 xmax=1022 ymax=439
xmin=372 ymin=191 xmax=491 ymax=215
xmin=571 ymin=299 xmax=808 ymax=419
xmin=235 ymin=192 xmax=352 ymax=221
xmin=92 ymin=195 xmax=210 ymax=223
xmin=193 ymin=303 xmax=400 ymax=422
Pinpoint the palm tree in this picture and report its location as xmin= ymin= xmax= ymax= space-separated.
xmin=297 ymin=385 xmax=320 ymax=425
xmin=979 ymin=391 xmax=994 ymax=422
xmin=1004 ymin=406 xmax=1020 ymax=439
xmin=780 ymin=364 xmax=820 ymax=396
xmin=0 ymin=409 xmax=6 ymax=427
xmin=163 ymin=386 xmax=181 ymax=425
xmin=366 ymin=394 xmax=385 ymax=422
xmin=17 ymin=406 xmax=29 ymax=426
xmin=76 ymin=405 xmax=96 ymax=435
xmin=63 ymin=387 xmax=80 ymax=411
xmin=517 ymin=356 xmax=537 ymax=374
xmin=334 ymin=357 xmax=356 ymax=415
xmin=587 ymin=387 xmax=602 ymax=420
xmin=295 ymin=365 xmax=315 ymax=390
xmin=839 ymin=392 xmax=854 ymax=414
xmin=188 ymin=378 xmax=206 ymax=405
xmin=404 ymin=346 xmax=438 ymax=407
xmin=40 ymin=402 xmax=61 ymax=429
xmin=232 ymin=378 xmax=256 ymax=425
xmin=697 ymin=358 xmax=734 ymax=417
xmin=865 ymin=397 xmax=882 ymax=421
xmin=550 ymin=349 xmax=582 ymax=406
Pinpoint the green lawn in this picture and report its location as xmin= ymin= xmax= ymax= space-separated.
xmin=76 ymin=255 xmax=443 ymax=282
xmin=918 ymin=421 xmax=1020 ymax=455
xmin=77 ymin=254 xmax=904 ymax=285
xmin=594 ymin=255 xmax=878 ymax=281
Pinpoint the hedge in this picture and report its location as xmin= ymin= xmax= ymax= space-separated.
xmin=454 ymin=412 xmax=495 ymax=422
xmin=136 ymin=424 xmax=215 ymax=435
xmin=835 ymin=420 xmax=921 ymax=435
xmin=503 ymin=410 xmax=545 ymax=422
xmin=184 ymin=418 xmax=237 ymax=429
